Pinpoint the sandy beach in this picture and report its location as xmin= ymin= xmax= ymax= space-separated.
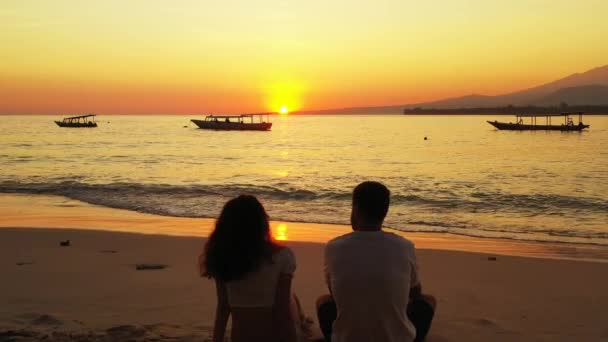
xmin=1 ymin=194 xmax=607 ymax=341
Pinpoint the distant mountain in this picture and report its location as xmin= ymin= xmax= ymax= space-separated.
xmin=536 ymin=85 xmax=608 ymax=106
xmin=299 ymin=65 xmax=608 ymax=114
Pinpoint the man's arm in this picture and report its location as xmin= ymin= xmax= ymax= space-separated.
xmin=408 ymin=247 xmax=437 ymax=309
xmin=409 ymin=244 xmax=423 ymax=300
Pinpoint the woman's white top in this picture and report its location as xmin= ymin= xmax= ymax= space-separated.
xmin=226 ymin=247 xmax=296 ymax=308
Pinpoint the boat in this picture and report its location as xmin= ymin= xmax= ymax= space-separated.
xmin=191 ymin=114 xmax=272 ymax=131
xmin=487 ymin=112 xmax=589 ymax=131
xmin=55 ymin=114 xmax=98 ymax=128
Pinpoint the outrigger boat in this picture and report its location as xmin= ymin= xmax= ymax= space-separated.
xmin=55 ymin=114 xmax=98 ymax=128
xmin=487 ymin=112 xmax=589 ymax=131
xmin=191 ymin=113 xmax=272 ymax=131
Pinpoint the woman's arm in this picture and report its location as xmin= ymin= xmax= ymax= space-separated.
xmin=274 ymin=273 xmax=297 ymax=342
xmin=212 ymin=280 xmax=230 ymax=342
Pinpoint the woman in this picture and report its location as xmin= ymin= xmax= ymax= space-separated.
xmin=201 ymin=195 xmax=307 ymax=342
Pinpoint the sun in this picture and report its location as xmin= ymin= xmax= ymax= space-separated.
xmin=263 ymin=80 xmax=303 ymax=114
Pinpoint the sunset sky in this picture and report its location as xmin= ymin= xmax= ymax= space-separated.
xmin=1 ymin=0 xmax=607 ymax=114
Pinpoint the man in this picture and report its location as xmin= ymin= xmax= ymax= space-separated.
xmin=317 ymin=181 xmax=436 ymax=342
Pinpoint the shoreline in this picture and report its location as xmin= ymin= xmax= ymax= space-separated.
xmin=2 ymin=193 xmax=608 ymax=341
xmin=1 ymin=193 xmax=607 ymax=262
xmin=2 ymin=228 xmax=608 ymax=341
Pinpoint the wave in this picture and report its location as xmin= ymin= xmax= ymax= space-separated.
xmin=0 ymin=180 xmax=606 ymax=245
xmin=1 ymin=180 xmax=607 ymax=214
xmin=392 ymin=192 xmax=608 ymax=213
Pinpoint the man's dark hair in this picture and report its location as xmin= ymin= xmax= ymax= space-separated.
xmin=353 ymin=181 xmax=390 ymax=224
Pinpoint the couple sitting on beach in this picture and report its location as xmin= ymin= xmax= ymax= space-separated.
xmin=200 ymin=181 xmax=436 ymax=342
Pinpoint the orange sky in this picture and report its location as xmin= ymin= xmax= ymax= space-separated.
xmin=1 ymin=0 xmax=607 ymax=114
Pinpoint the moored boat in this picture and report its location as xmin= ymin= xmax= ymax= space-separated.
xmin=487 ymin=112 xmax=589 ymax=131
xmin=191 ymin=114 xmax=272 ymax=131
xmin=55 ymin=114 xmax=98 ymax=128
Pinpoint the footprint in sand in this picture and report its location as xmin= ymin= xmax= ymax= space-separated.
xmin=0 ymin=330 xmax=37 ymax=340
xmin=145 ymin=323 xmax=214 ymax=340
xmin=106 ymin=325 xmax=147 ymax=339
xmin=475 ymin=318 xmax=497 ymax=327
xmin=30 ymin=314 xmax=63 ymax=326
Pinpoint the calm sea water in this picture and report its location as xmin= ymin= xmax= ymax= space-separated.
xmin=1 ymin=115 xmax=607 ymax=245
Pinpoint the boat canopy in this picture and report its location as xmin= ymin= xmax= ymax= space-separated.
xmin=516 ymin=112 xmax=583 ymax=117
xmin=204 ymin=113 xmax=272 ymax=123
xmin=513 ymin=112 xmax=585 ymax=126
xmin=205 ymin=112 xmax=274 ymax=118
xmin=63 ymin=114 xmax=96 ymax=119
xmin=205 ymin=115 xmax=255 ymax=119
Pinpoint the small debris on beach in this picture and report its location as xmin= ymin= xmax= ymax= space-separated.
xmin=135 ymin=263 xmax=168 ymax=271
xmin=424 ymin=136 xmax=428 ymax=140
xmin=99 ymin=250 xmax=118 ymax=254
xmin=59 ymin=240 xmax=71 ymax=247
xmin=488 ymin=256 xmax=497 ymax=261
xmin=16 ymin=261 xmax=35 ymax=266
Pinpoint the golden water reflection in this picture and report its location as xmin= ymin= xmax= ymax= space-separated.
xmin=273 ymin=223 xmax=288 ymax=241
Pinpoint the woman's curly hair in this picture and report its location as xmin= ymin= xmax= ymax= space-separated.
xmin=201 ymin=195 xmax=278 ymax=282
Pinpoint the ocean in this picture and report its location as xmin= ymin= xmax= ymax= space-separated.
xmin=1 ymin=114 xmax=607 ymax=245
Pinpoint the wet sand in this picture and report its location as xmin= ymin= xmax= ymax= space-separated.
xmin=1 ymin=194 xmax=607 ymax=341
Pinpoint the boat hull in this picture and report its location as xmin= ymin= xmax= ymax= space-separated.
xmin=487 ymin=121 xmax=589 ymax=131
xmin=191 ymin=119 xmax=272 ymax=131
xmin=55 ymin=121 xmax=98 ymax=128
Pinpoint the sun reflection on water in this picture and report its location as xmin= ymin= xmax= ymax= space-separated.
xmin=274 ymin=223 xmax=288 ymax=241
